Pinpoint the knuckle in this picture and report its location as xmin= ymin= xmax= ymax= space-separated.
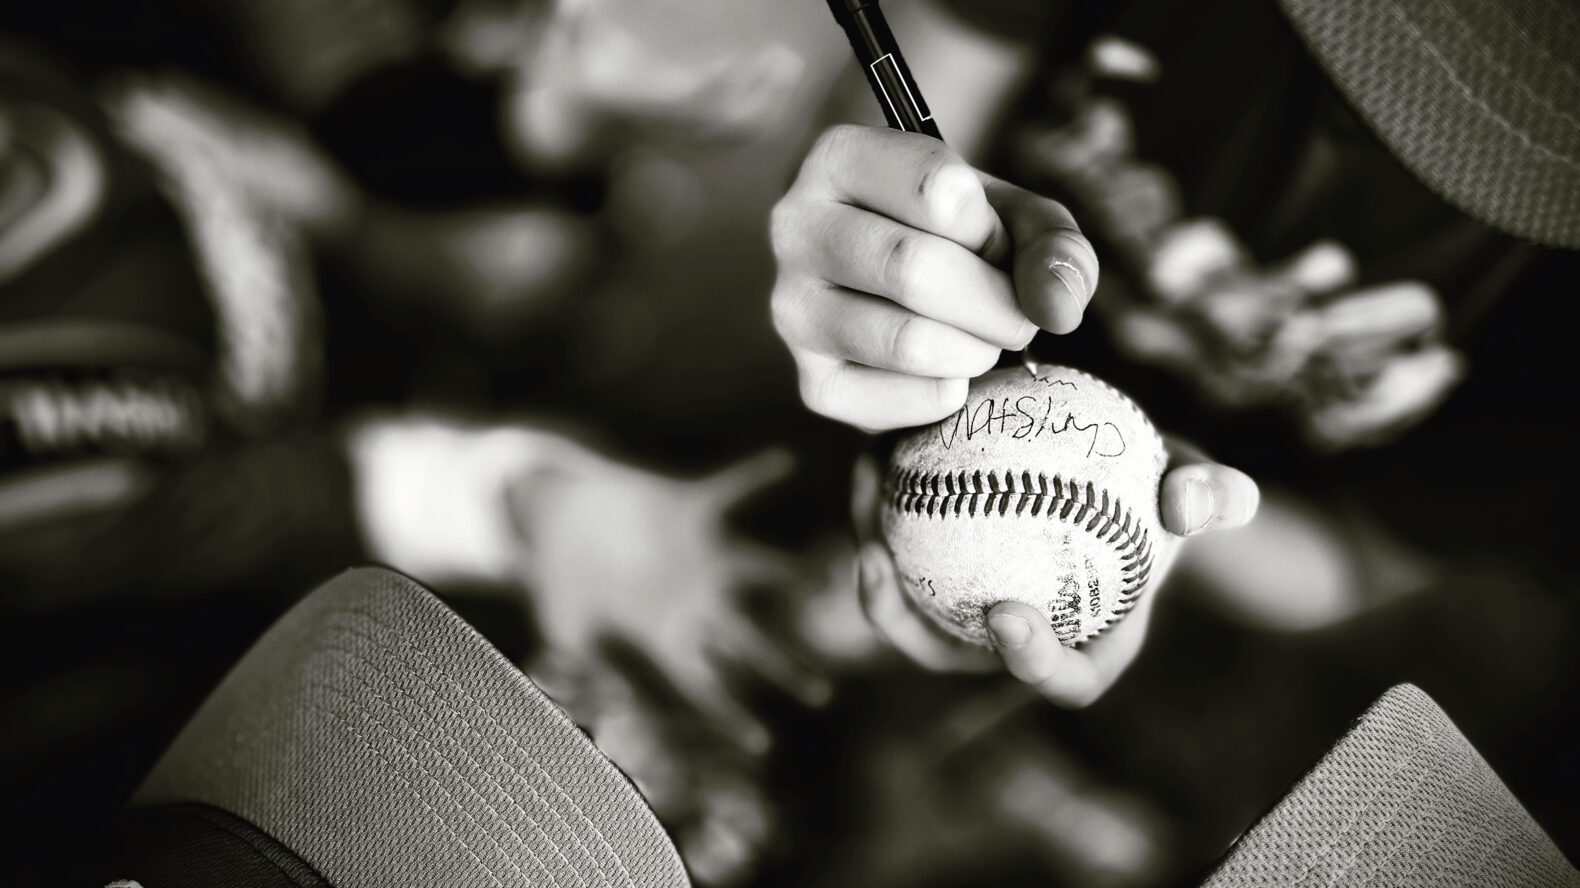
xmin=808 ymin=123 xmax=859 ymax=172
xmin=768 ymin=285 xmax=802 ymax=342
xmin=929 ymin=377 xmax=969 ymax=415
xmin=768 ymin=200 xmax=793 ymax=258
xmin=768 ymin=199 xmax=808 ymax=263
xmin=881 ymin=230 xmax=930 ymax=297
xmin=772 ymin=274 xmax=830 ymax=335
xmin=914 ymin=154 xmax=976 ymax=228
xmin=799 ymin=364 xmax=843 ymax=418
xmin=886 ymin=314 xmax=930 ymax=371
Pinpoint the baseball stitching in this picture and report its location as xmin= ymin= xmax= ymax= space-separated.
xmin=885 ymin=467 xmax=1155 ymax=618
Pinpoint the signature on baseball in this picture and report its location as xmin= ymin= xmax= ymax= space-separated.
xmin=937 ymin=377 xmax=1127 ymax=458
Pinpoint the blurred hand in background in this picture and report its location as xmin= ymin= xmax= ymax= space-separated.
xmin=1113 ymin=220 xmax=1464 ymax=450
xmin=350 ymin=416 xmax=828 ymax=742
xmin=506 ymin=445 xmax=830 ymax=751
xmin=348 ymin=414 xmax=833 ymax=884
xmin=1006 ymin=38 xmax=1465 ymax=453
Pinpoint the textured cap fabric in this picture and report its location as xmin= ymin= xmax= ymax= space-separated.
xmin=1203 ymin=683 xmax=1580 ymax=887
xmin=130 ymin=567 xmax=691 ymax=888
xmin=1278 ymin=0 xmax=1580 ymax=248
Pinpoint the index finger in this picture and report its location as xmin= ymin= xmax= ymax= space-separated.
xmin=801 ymin=124 xmax=1008 ymax=258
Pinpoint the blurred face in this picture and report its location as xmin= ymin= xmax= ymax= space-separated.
xmin=447 ymin=0 xmax=807 ymax=168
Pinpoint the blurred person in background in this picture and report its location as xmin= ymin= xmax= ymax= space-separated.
xmin=0 ymin=33 xmax=589 ymax=880
xmin=0 ymin=4 xmax=833 ymax=883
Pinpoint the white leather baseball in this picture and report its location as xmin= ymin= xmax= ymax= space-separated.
xmin=881 ymin=365 xmax=1170 ymax=646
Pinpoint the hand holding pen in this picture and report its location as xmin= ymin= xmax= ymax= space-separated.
xmin=768 ymin=0 xmax=1259 ymax=706
xmin=772 ymin=0 xmax=1101 ymax=431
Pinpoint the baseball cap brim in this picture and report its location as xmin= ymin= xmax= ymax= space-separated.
xmin=1202 ymin=683 xmax=1579 ymax=887
xmin=1279 ymin=0 xmax=1580 ymax=249
xmin=127 ymin=566 xmax=691 ymax=888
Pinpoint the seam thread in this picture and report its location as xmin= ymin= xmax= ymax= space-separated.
xmin=321 ymin=664 xmax=554 ymax=886
xmin=1385 ymin=0 xmax=1580 ymax=169
xmin=885 ymin=467 xmax=1155 ymax=607
xmin=326 ymin=616 xmax=634 ymax=888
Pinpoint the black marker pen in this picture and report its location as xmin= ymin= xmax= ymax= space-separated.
xmin=826 ymin=0 xmax=1051 ymax=374
xmin=825 ymin=0 xmax=943 ymax=140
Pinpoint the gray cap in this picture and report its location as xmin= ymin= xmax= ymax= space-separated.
xmin=131 ymin=567 xmax=691 ymax=888
xmin=1203 ymin=683 xmax=1579 ymax=887
xmin=1279 ymin=0 xmax=1580 ymax=248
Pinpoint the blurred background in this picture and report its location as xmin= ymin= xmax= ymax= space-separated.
xmin=1 ymin=0 xmax=1576 ymax=886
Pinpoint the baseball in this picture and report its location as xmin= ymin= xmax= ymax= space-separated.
xmin=881 ymin=365 xmax=1171 ymax=646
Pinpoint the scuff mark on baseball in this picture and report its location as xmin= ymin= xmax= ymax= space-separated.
xmin=881 ymin=366 xmax=1173 ymax=646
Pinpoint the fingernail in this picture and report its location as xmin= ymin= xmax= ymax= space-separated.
xmin=1049 ymin=258 xmax=1089 ymax=305
xmin=1181 ymin=476 xmax=1215 ymax=535
xmin=988 ymin=613 xmax=1031 ymax=647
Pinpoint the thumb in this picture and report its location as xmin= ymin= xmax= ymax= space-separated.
xmin=981 ymin=173 xmax=1100 ymax=336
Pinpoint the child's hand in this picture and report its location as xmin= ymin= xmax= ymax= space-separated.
xmin=506 ymin=447 xmax=826 ymax=755
xmin=770 ymin=124 xmax=1100 ymax=431
xmin=771 ymin=125 xmax=1260 ymax=705
xmin=350 ymin=418 xmax=824 ymax=753
xmin=848 ymin=435 xmax=1258 ymax=707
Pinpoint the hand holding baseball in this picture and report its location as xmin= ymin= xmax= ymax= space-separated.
xmin=769 ymin=125 xmax=1259 ymax=706
xmin=851 ymin=431 xmax=1257 ymax=708
xmin=770 ymin=124 xmax=1100 ymax=431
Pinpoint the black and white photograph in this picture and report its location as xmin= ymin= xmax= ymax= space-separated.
xmin=2 ymin=0 xmax=1578 ymax=885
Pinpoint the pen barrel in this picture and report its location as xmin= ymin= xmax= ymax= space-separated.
xmin=828 ymin=0 xmax=944 ymax=139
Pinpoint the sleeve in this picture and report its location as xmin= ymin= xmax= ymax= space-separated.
xmin=0 ymin=429 xmax=365 ymax=611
